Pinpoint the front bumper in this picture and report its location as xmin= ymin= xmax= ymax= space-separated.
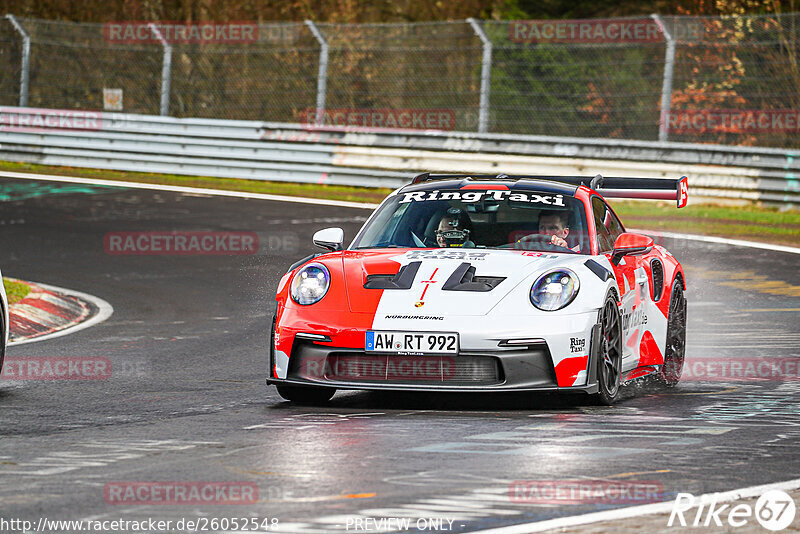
xmin=267 ymin=324 xmax=603 ymax=394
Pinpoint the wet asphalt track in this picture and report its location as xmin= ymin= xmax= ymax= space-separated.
xmin=0 ymin=176 xmax=799 ymax=532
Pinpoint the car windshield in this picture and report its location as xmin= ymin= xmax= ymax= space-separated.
xmin=351 ymin=187 xmax=589 ymax=254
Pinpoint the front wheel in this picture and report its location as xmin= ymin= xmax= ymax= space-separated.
xmin=275 ymin=384 xmax=335 ymax=405
xmin=591 ymin=293 xmax=623 ymax=405
xmin=659 ymin=281 xmax=687 ymax=387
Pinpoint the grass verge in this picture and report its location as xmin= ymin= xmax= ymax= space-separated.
xmin=0 ymin=160 xmax=798 ymax=247
xmin=3 ymin=278 xmax=30 ymax=305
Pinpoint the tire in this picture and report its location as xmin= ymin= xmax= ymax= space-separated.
xmin=592 ymin=292 xmax=623 ymax=405
xmin=659 ymin=281 xmax=687 ymax=387
xmin=276 ymin=384 xmax=335 ymax=405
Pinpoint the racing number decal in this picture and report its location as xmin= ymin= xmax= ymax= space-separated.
xmin=677 ymin=177 xmax=689 ymax=209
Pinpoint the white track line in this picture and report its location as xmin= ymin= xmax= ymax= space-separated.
xmin=470 ymin=477 xmax=800 ymax=533
xmin=8 ymin=282 xmax=113 ymax=346
xmin=1 ymin=169 xmax=797 ymax=254
xmin=0 ymin=170 xmax=380 ymax=210
xmin=629 ymin=228 xmax=800 ymax=255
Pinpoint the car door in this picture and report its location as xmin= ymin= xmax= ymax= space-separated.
xmin=591 ymin=196 xmax=646 ymax=371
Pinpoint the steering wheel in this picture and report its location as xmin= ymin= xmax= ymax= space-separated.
xmin=514 ymin=234 xmax=572 ymax=252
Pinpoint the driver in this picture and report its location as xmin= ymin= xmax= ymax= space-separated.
xmin=435 ymin=208 xmax=472 ymax=247
xmin=537 ymin=210 xmax=578 ymax=251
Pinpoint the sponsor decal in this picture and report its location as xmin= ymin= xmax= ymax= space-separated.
xmin=404 ymin=251 xmax=488 ymax=261
xmin=622 ymin=307 xmax=647 ymax=331
xmin=416 ymin=267 xmax=439 ymax=307
xmin=509 ymin=480 xmax=664 ymax=504
xmin=516 ymin=251 xmax=559 ymax=259
xmin=399 ymin=190 xmax=565 ymax=206
xmin=384 ymin=315 xmax=444 ymax=321
xmin=570 ymin=337 xmax=586 ymax=353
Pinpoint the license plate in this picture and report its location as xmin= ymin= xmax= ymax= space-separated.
xmin=365 ymin=331 xmax=459 ymax=355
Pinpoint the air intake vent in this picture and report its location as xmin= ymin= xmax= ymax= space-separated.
xmin=651 ymin=259 xmax=664 ymax=301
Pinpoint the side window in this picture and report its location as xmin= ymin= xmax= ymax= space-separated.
xmin=592 ymin=197 xmax=624 ymax=253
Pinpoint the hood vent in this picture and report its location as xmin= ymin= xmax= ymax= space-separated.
xmin=442 ymin=262 xmax=505 ymax=292
xmin=364 ymin=261 xmax=421 ymax=289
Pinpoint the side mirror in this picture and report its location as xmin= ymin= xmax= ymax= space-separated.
xmin=610 ymin=232 xmax=654 ymax=265
xmin=313 ymin=227 xmax=344 ymax=252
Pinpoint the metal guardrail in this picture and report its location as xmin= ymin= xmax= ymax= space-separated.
xmin=0 ymin=107 xmax=798 ymax=205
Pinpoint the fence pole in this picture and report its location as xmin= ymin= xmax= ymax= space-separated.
xmin=467 ymin=18 xmax=492 ymax=134
xmin=304 ymin=20 xmax=328 ymax=126
xmin=148 ymin=23 xmax=172 ymax=116
xmin=651 ymin=14 xmax=676 ymax=143
xmin=5 ymin=14 xmax=30 ymax=107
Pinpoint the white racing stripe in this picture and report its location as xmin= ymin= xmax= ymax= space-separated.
xmin=1 ymin=169 xmax=796 ymax=254
xmin=469 ymin=477 xmax=800 ymax=533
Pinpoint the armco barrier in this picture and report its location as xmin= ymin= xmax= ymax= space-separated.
xmin=0 ymin=107 xmax=798 ymax=205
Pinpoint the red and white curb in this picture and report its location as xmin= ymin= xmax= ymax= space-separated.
xmin=7 ymin=279 xmax=113 ymax=346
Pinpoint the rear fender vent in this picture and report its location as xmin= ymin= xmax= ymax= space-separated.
xmin=650 ymin=259 xmax=664 ymax=301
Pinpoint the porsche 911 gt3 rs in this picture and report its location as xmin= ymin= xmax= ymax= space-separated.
xmin=267 ymin=173 xmax=688 ymax=405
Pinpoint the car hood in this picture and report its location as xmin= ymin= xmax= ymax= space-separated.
xmin=341 ymin=248 xmax=577 ymax=316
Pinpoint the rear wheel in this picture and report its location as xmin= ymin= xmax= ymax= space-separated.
xmin=276 ymin=384 xmax=335 ymax=405
xmin=659 ymin=281 xmax=687 ymax=387
xmin=592 ymin=293 xmax=623 ymax=405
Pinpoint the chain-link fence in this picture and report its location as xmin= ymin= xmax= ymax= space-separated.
xmin=1 ymin=14 xmax=798 ymax=148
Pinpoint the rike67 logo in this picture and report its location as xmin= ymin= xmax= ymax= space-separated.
xmin=669 ymin=490 xmax=796 ymax=531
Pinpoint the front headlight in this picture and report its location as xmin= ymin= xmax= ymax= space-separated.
xmin=530 ymin=269 xmax=579 ymax=311
xmin=290 ymin=262 xmax=330 ymax=305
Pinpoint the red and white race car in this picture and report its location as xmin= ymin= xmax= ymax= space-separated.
xmin=268 ymin=174 xmax=688 ymax=405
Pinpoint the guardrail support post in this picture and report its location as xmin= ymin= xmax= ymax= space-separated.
xmin=652 ymin=14 xmax=676 ymax=143
xmin=468 ymin=18 xmax=492 ymax=134
xmin=149 ymin=22 xmax=172 ymax=116
xmin=305 ymin=20 xmax=329 ymax=126
xmin=5 ymin=14 xmax=30 ymax=107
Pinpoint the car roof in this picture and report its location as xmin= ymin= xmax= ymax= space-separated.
xmin=398 ymin=176 xmax=579 ymax=196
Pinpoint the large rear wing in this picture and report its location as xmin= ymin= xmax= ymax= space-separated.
xmin=557 ymin=174 xmax=689 ymax=209
xmin=410 ymin=173 xmax=689 ymax=208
